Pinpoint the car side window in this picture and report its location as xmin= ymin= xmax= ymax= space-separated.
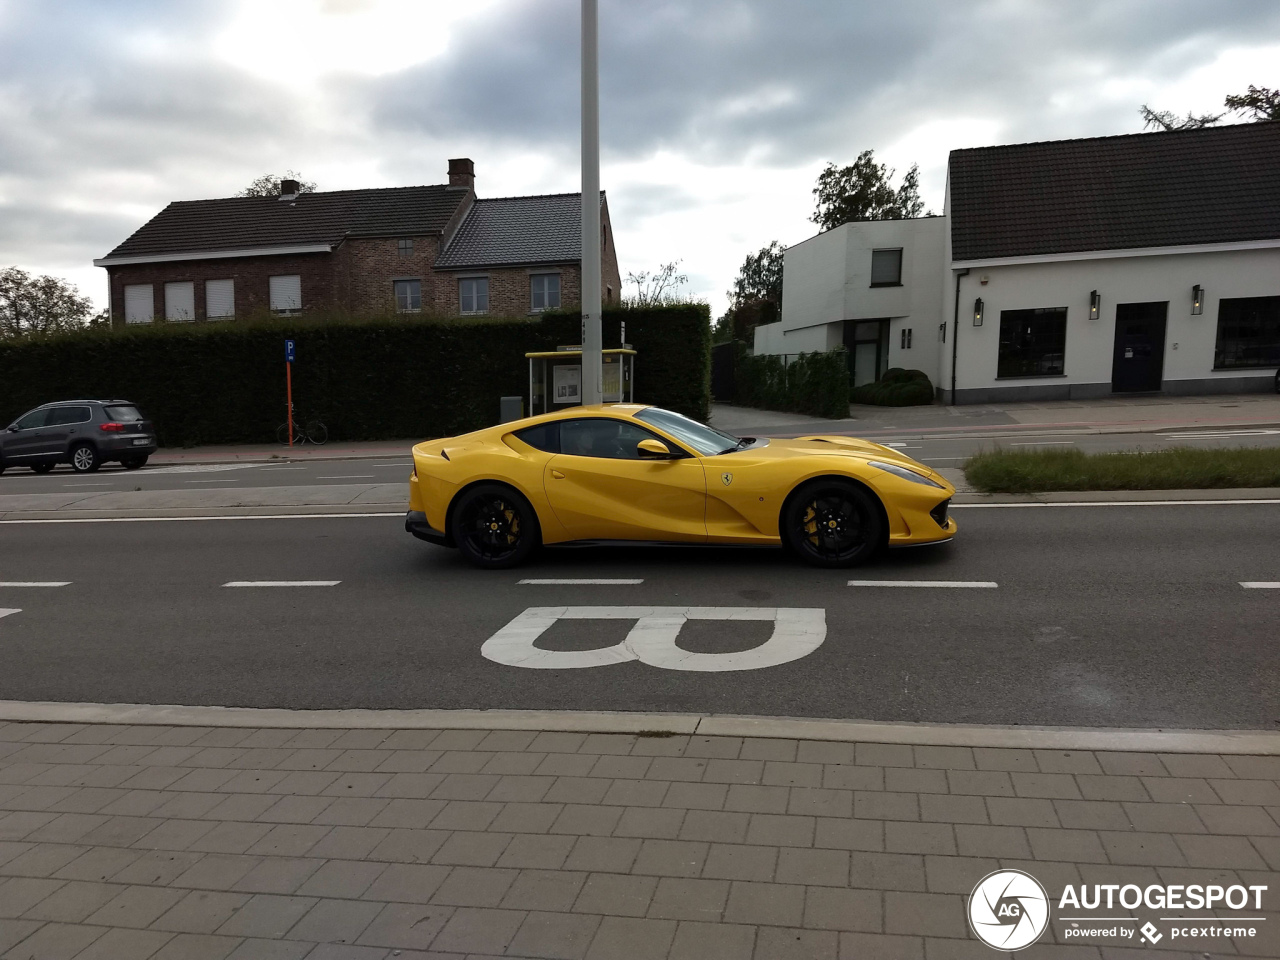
xmin=513 ymin=422 xmax=560 ymax=453
xmin=13 ymin=409 xmax=49 ymax=430
xmin=46 ymin=406 xmax=92 ymax=426
xmin=559 ymin=418 xmax=675 ymax=460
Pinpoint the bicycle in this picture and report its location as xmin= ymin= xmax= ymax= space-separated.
xmin=276 ymin=419 xmax=328 ymax=445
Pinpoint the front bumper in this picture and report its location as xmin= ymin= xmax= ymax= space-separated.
xmin=405 ymin=510 xmax=451 ymax=547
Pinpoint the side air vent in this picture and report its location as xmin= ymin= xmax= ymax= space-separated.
xmin=929 ymin=498 xmax=950 ymax=528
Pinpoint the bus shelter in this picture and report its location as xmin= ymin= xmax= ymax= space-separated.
xmin=525 ymin=347 xmax=636 ymax=416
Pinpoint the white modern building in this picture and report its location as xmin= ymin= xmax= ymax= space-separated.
xmin=755 ymin=122 xmax=1280 ymax=403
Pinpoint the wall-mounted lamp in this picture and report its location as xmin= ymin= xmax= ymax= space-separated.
xmin=1089 ymin=290 xmax=1101 ymax=321
xmin=1191 ymin=284 xmax=1204 ymax=316
xmin=973 ymin=297 xmax=984 ymax=326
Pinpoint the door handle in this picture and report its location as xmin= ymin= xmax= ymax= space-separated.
xmin=551 ymin=470 xmax=566 ymax=479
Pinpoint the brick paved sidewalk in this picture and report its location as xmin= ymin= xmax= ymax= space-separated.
xmin=0 ymin=721 xmax=1276 ymax=960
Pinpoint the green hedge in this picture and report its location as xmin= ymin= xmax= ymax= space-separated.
xmin=736 ymin=348 xmax=850 ymax=419
xmin=0 ymin=304 xmax=710 ymax=446
xmin=851 ymin=367 xmax=935 ymax=406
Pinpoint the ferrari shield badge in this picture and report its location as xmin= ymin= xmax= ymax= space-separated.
xmin=721 ymin=472 xmax=733 ymax=485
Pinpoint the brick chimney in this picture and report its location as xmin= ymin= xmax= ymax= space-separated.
xmin=448 ymin=158 xmax=474 ymax=190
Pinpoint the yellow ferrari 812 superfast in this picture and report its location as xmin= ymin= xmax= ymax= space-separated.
xmin=406 ymin=405 xmax=956 ymax=569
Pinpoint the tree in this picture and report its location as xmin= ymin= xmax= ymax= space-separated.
xmin=1224 ymin=84 xmax=1280 ymax=121
xmin=810 ymin=150 xmax=926 ymax=231
xmin=625 ymin=260 xmax=689 ymax=306
xmin=1139 ymin=105 xmax=1223 ymax=131
xmin=0 ymin=267 xmax=104 ymax=339
xmin=715 ymin=241 xmax=785 ymax=343
xmin=236 ymin=170 xmax=317 ymax=197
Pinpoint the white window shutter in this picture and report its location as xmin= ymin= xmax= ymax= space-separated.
xmin=124 ymin=284 xmax=153 ymax=324
xmin=205 ymin=279 xmax=235 ymax=319
xmin=270 ymin=275 xmax=302 ymax=313
xmin=165 ymin=281 xmax=195 ymax=321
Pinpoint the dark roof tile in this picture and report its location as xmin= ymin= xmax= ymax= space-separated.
xmin=434 ymin=192 xmax=604 ymax=269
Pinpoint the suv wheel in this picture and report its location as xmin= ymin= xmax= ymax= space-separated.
xmin=32 ymin=463 xmax=53 ymax=474
xmin=121 ymin=456 xmax=148 ymax=470
xmin=70 ymin=444 xmax=100 ymax=473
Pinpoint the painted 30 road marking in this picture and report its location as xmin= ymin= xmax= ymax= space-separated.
xmin=482 ymin=606 xmax=826 ymax=672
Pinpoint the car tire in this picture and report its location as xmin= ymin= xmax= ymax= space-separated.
xmin=121 ymin=456 xmax=148 ymax=470
xmin=1275 ymin=368 xmax=1279 ymax=394
xmin=70 ymin=444 xmax=100 ymax=473
xmin=31 ymin=462 xmax=53 ymax=474
xmin=449 ymin=482 xmax=541 ymax=569
xmin=781 ymin=477 xmax=885 ymax=568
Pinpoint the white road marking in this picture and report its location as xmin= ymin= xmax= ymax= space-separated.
xmin=259 ymin=467 xmax=307 ymax=471
xmin=1010 ymin=441 xmax=1074 ymax=445
xmin=848 ymin=580 xmax=997 ymax=588
xmin=1159 ymin=429 xmax=1280 ymax=439
xmin=0 ymin=609 xmax=19 ymax=620
xmin=519 ymin=579 xmax=644 ymax=585
xmin=142 ymin=463 xmax=264 ymax=475
xmin=1240 ymin=582 xmax=1280 ymax=589
xmin=884 ymin=443 xmax=921 ymax=449
xmin=483 ymin=606 xmax=826 ymax=672
xmin=317 ymin=475 xmax=375 ymax=480
xmin=61 ymin=483 xmax=112 ymax=487
xmin=185 ymin=479 xmax=241 ymax=484
xmin=223 ymin=581 xmax=341 ymax=587
xmin=0 ymin=582 xmax=70 ymax=587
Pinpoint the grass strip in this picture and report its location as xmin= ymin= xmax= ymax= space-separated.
xmin=963 ymin=446 xmax=1280 ymax=494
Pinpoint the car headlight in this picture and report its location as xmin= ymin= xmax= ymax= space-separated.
xmin=868 ymin=460 xmax=944 ymax=488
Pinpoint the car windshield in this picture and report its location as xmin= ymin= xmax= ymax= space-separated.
xmin=105 ymin=405 xmax=143 ymax=422
xmin=635 ymin=407 xmax=741 ymax=457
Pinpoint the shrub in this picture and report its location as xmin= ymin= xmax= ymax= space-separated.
xmin=0 ymin=304 xmax=710 ymax=446
xmin=851 ymin=368 xmax=935 ymax=406
xmin=736 ymin=348 xmax=850 ymax=419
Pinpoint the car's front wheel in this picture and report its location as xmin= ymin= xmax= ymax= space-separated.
xmin=450 ymin=483 xmax=540 ymax=569
xmin=31 ymin=463 xmax=53 ymax=474
xmin=70 ymin=444 xmax=100 ymax=473
xmin=781 ymin=478 xmax=885 ymax=567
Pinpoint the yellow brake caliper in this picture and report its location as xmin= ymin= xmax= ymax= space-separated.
xmin=505 ymin=507 xmax=518 ymax=544
xmin=803 ymin=503 xmax=818 ymax=546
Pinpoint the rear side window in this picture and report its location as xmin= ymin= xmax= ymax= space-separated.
xmin=46 ymin=406 xmax=92 ymax=426
xmin=105 ymin=405 xmax=143 ymax=422
xmin=514 ymin=422 xmax=559 ymax=453
xmin=13 ymin=409 xmax=49 ymax=429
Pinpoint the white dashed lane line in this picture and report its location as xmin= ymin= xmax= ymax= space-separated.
xmin=317 ymin=475 xmax=375 ymax=480
xmin=1010 ymin=441 xmax=1074 ymax=446
xmin=848 ymin=580 xmax=998 ymax=588
xmin=519 ymin=579 xmax=645 ymax=585
xmin=1240 ymin=582 xmax=1280 ymax=589
xmin=0 ymin=582 xmax=71 ymax=587
xmin=0 ymin=609 xmax=19 ymax=620
xmin=222 ymin=581 xmax=342 ymax=587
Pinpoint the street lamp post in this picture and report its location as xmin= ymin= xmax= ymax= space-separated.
xmin=580 ymin=0 xmax=603 ymax=405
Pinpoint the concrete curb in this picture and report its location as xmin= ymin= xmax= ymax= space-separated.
xmin=2 ymin=700 xmax=1277 ymax=754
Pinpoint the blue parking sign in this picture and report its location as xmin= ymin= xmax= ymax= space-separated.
xmin=285 ymin=339 xmax=295 ymax=363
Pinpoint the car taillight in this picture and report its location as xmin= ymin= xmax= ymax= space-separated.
xmin=99 ymin=422 xmax=126 ymax=432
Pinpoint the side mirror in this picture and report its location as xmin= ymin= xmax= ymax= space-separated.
xmin=637 ymin=438 xmax=675 ymax=460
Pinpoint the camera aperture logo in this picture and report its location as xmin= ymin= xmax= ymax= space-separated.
xmin=968 ymin=869 xmax=1050 ymax=951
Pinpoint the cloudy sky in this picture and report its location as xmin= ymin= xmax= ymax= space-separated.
xmin=1 ymin=0 xmax=1277 ymax=317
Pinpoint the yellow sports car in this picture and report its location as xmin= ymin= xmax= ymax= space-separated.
xmin=406 ymin=404 xmax=956 ymax=569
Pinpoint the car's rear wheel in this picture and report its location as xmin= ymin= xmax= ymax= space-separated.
xmin=31 ymin=462 xmax=53 ymax=474
xmin=781 ymin=478 xmax=885 ymax=567
xmin=121 ymin=456 xmax=148 ymax=470
xmin=450 ymin=483 xmax=540 ymax=569
xmin=70 ymin=444 xmax=100 ymax=473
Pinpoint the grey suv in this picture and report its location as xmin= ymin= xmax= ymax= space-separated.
xmin=0 ymin=400 xmax=157 ymax=474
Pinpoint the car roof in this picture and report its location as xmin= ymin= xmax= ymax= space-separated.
xmin=39 ymin=400 xmax=132 ymax=407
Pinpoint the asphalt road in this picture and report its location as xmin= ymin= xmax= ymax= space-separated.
xmin=2 ymin=427 xmax=1279 ymax=494
xmin=0 ymin=503 xmax=1276 ymax=729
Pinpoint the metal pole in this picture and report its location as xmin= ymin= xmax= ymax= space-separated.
xmin=580 ymin=0 xmax=603 ymax=405
xmin=286 ymin=360 xmax=294 ymax=447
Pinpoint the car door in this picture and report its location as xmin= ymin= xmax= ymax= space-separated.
xmin=544 ymin=417 xmax=707 ymax=542
xmin=2 ymin=408 xmax=52 ymax=462
xmin=42 ymin=405 xmax=91 ymax=458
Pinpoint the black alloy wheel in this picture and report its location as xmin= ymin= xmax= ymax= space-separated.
xmin=70 ymin=444 xmax=100 ymax=473
xmin=781 ymin=478 xmax=884 ymax=567
xmin=450 ymin=483 xmax=540 ymax=569
xmin=31 ymin=463 xmax=53 ymax=474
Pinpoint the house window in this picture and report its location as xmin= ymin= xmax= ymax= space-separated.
xmin=398 ymin=238 xmax=414 ymax=257
xmin=164 ymin=281 xmax=195 ymax=321
xmin=123 ymin=284 xmax=153 ymax=324
xmin=1214 ymin=296 xmax=1280 ymax=369
xmin=531 ymin=274 xmax=561 ymax=312
xmin=394 ymin=279 xmax=422 ymax=314
xmin=459 ymin=277 xmax=488 ymax=314
xmin=205 ymin=279 xmax=235 ymax=319
xmin=270 ymin=275 xmax=302 ymax=315
xmin=870 ymin=248 xmax=903 ymax=287
xmin=998 ymin=308 xmax=1067 ymax=378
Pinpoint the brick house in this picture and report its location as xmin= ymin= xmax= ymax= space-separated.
xmin=94 ymin=159 xmax=623 ymax=325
